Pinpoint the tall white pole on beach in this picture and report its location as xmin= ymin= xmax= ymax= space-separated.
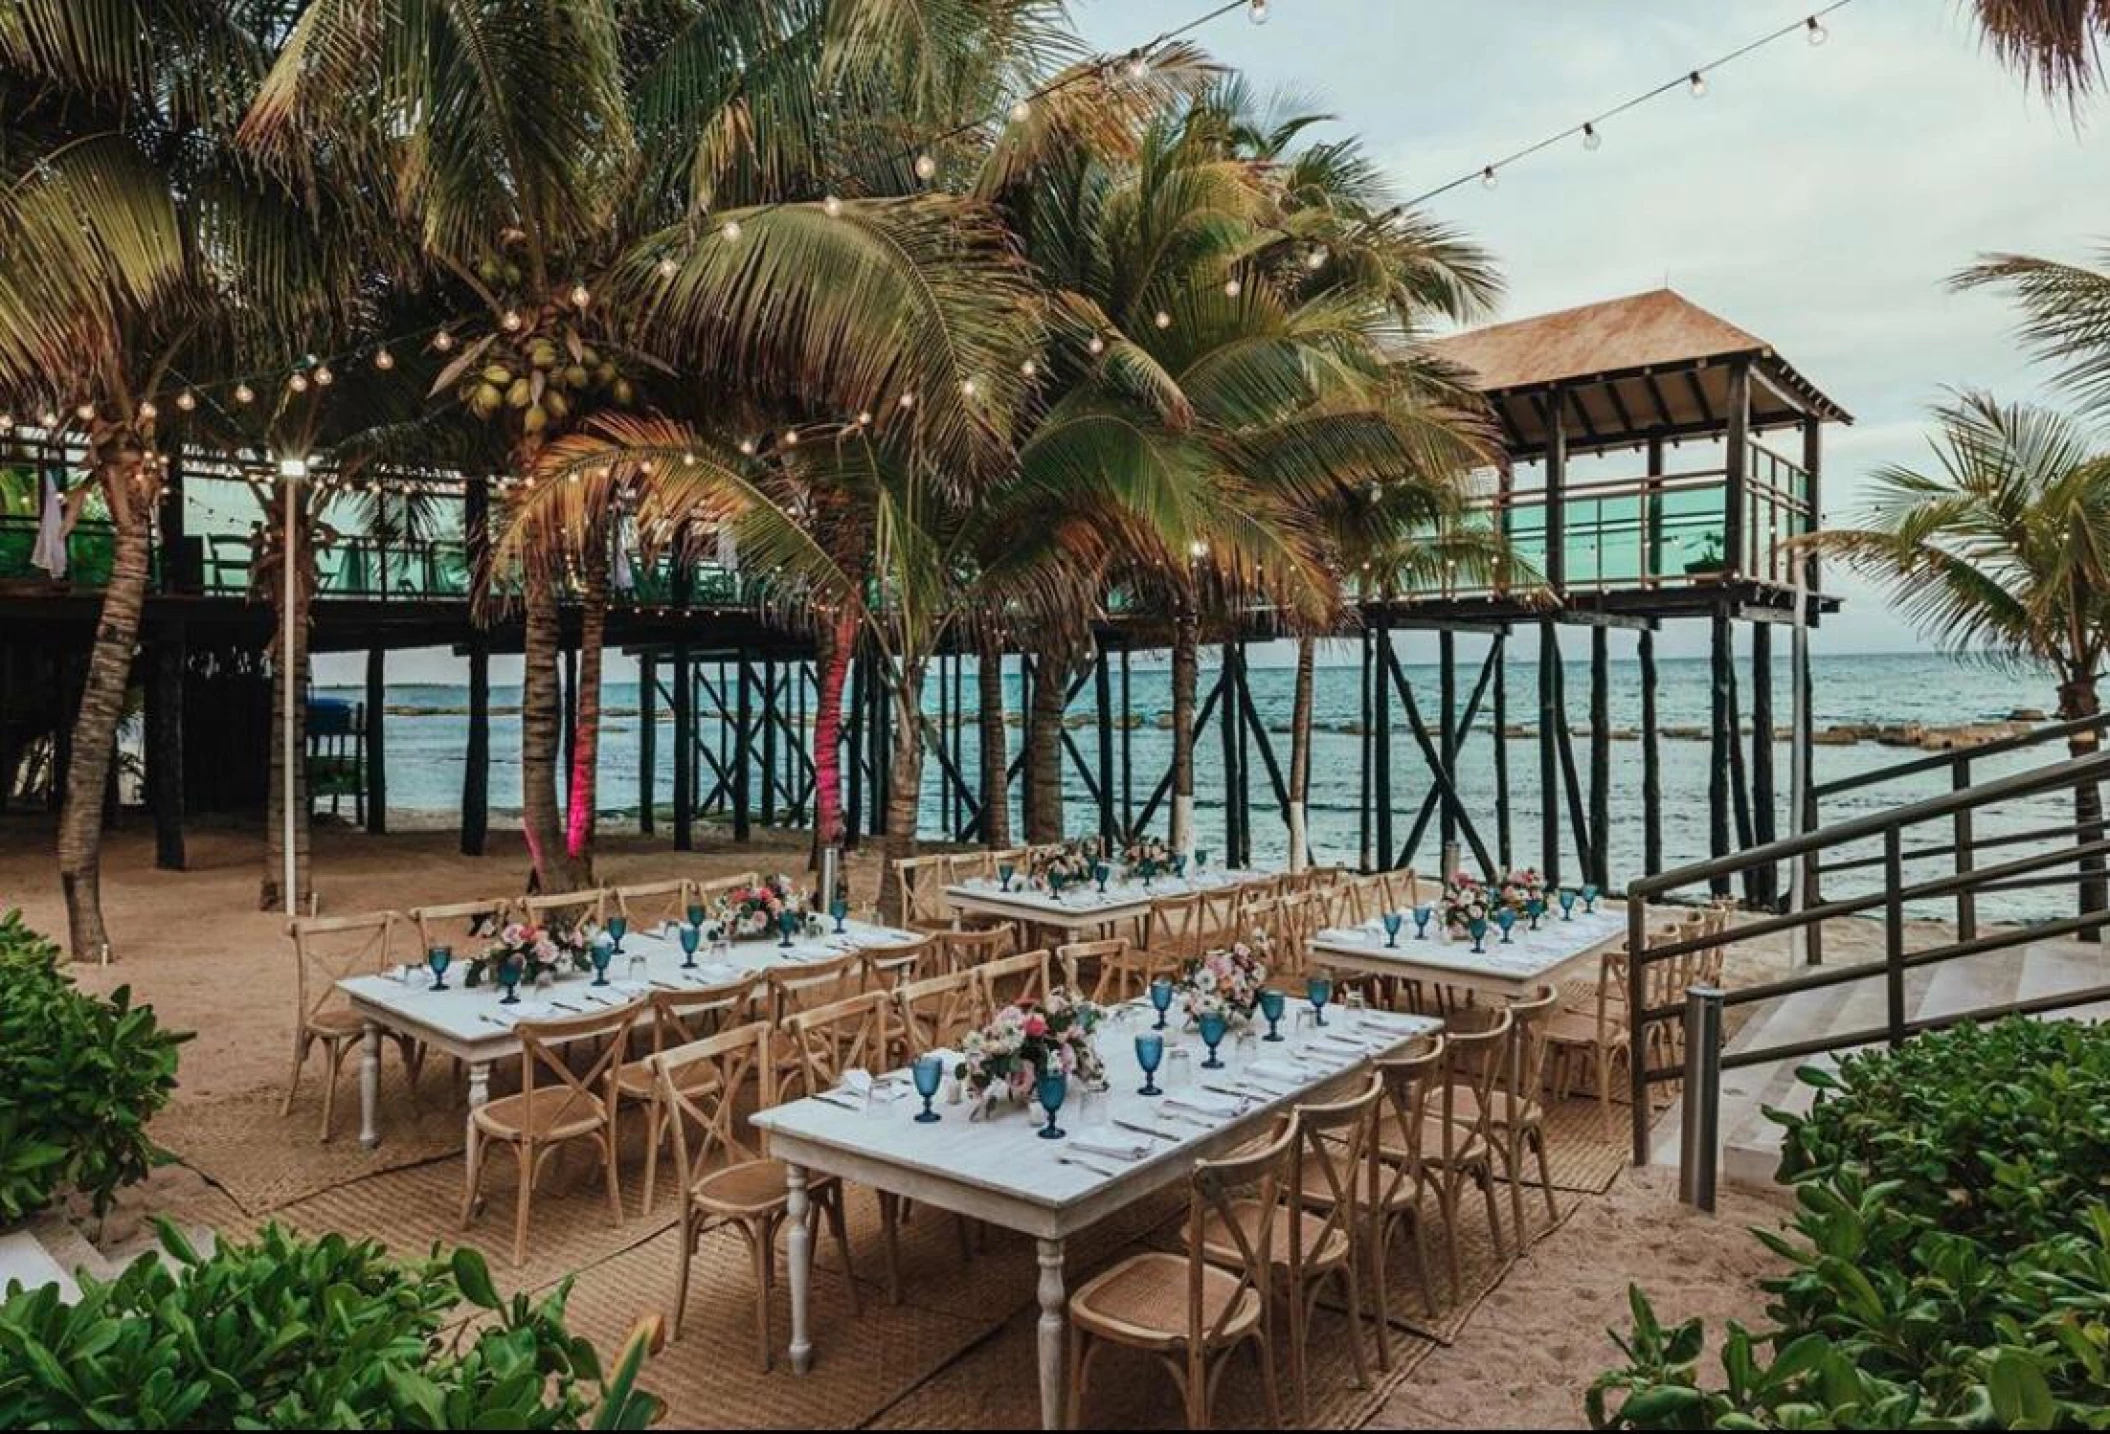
xmin=278 ymin=455 xmax=306 ymax=919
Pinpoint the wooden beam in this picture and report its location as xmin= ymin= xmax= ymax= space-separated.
xmin=1640 ymin=628 xmax=1662 ymax=877
xmin=1589 ymin=626 xmax=1610 ymax=888
xmin=364 ymin=647 xmax=387 ymax=835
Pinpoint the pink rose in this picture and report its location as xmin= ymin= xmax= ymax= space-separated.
xmin=1023 ymin=1013 xmax=1048 ymax=1037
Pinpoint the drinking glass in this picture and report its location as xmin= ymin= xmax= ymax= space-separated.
xmin=1148 ymin=978 xmax=1174 ymax=1031
xmin=1558 ymin=887 xmax=1578 ymax=921
xmin=1382 ymin=910 xmax=1404 ymax=948
xmin=1340 ymin=988 xmax=1367 ymax=1034
xmin=777 ymin=909 xmax=798 ymax=948
xmin=677 ymin=923 xmax=702 ymax=969
xmin=1527 ymin=896 xmax=1546 ymax=931
xmin=998 ymin=861 xmax=1016 ymax=892
xmin=1306 ymin=974 xmax=1332 ymax=1028
xmin=607 ymin=915 xmax=628 ymax=953
xmin=626 ymin=953 xmax=648 ymax=985
xmin=1194 ymin=849 xmax=1210 ymax=873
xmin=830 ymin=896 xmax=850 ymax=933
xmin=497 ymin=952 xmax=523 ymax=1005
xmin=1469 ymin=916 xmax=1489 ymax=953
xmin=1135 ymin=1032 xmax=1165 ymax=1095
xmin=590 ymin=933 xmax=615 ymax=987
xmin=1163 ymin=1046 xmax=1193 ymax=1091
xmin=1197 ymin=1012 xmax=1228 ymax=1070
xmin=685 ymin=902 xmax=706 ymax=928
xmin=1413 ymin=903 xmax=1434 ymax=939
xmin=1495 ymin=907 xmax=1517 ymax=944
xmin=426 ymin=945 xmax=452 ymax=992
xmin=1232 ymin=1025 xmax=1259 ymax=1070
xmin=912 ymin=1055 xmax=944 ymax=1123
xmin=1582 ymin=882 xmax=1601 ymax=913
xmin=1036 ymin=1071 xmax=1068 ymax=1140
xmin=1093 ymin=861 xmax=1111 ymax=894
xmin=708 ymin=936 xmax=732 ymax=968
xmin=1172 ymin=853 xmax=1188 ymax=880
xmin=1259 ymin=987 xmax=1286 ymax=1042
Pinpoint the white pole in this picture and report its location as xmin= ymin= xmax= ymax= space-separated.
xmin=279 ymin=457 xmax=304 ymax=918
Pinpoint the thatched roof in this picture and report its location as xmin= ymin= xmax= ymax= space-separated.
xmin=1427 ymin=288 xmax=1849 ymax=459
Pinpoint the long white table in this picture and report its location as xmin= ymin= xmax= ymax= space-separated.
xmin=941 ymin=866 xmax=1273 ymax=939
xmin=339 ymin=918 xmax=922 ymax=1148
xmin=752 ymin=1003 xmax=1441 ymax=1429
xmin=1308 ymin=904 xmax=1627 ymax=1000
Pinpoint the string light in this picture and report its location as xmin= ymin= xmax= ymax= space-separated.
xmin=1125 ymin=50 xmax=1150 ymax=79
xmin=857 ymin=409 xmax=873 ymax=425
xmin=781 ymin=429 xmax=799 ymax=447
xmin=1305 ymin=246 xmax=1328 ymax=269
xmin=75 ymin=402 xmax=95 ymax=422
xmin=233 ymin=384 xmax=254 ymax=405
xmin=1009 ymin=99 xmax=1031 ymax=122
xmin=374 ymin=347 xmax=395 ymax=370
xmin=1223 ymin=276 xmax=1242 ymax=297
xmin=898 ymin=390 xmax=917 ymax=409
xmin=1480 ymin=165 xmax=1498 ymax=189
xmin=137 ymin=400 xmax=157 ymax=421
xmin=1153 ymin=309 xmax=1172 ymax=329
xmin=1248 ymin=0 xmax=1269 ymax=22
xmin=657 ymin=256 xmax=679 ymax=279
xmin=288 ymin=372 xmax=309 ymax=393
xmin=500 ymin=309 xmax=524 ymax=332
xmin=1020 ymin=358 xmax=1038 ymax=378
xmin=1806 ymin=15 xmax=1828 ymax=44
xmin=38 ymin=408 xmax=58 ymax=428
xmin=823 ymin=194 xmax=843 ymax=217
xmin=913 ymin=153 xmax=938 ymax=181
xmin=1087 ymin=334 xmax=1106 ymax=355
xmin=313 ymin=364 xmax=334 ymax=386
xmin=1688 ymin=69 xmax=1707 ymax=96
xmin=1582 ymin=122 xmax=1601 ymax=151
xmin=570 ymin=282 xmax=591 ymax=308
xmin=720 ymin=218 xmax=742 ymax=241
xmin=433 ymin=330 xmax=455 ymax=352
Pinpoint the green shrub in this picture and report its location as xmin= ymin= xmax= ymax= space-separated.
xmin=1589 ymin=1017 xmax=2110 ymax=1430
xmin=0 ymin=1221 xmax=662 ymax=1428
xmin=0 ymin=909 xmax=188 ymax=1222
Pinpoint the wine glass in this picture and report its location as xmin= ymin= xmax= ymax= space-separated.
xmin=1197 ymin=1012 xmax=1228 ymax=1070
xmin=1036 ymin=1070 xmax=1068 ymax=1140
xmin=1135 ymin=1032 xmax=1165 ymax=1096
xmin=1413 ymin=903 xmax=1434 ymax=939
xmin=1558 ymin=887 xmax=1578 ymax=921
xmin=426 ymin=944 xmax=452 ymax=992
xmin=497 ymin=952 xmax=523 ymax=1005
xmin=777 ymin=909 xmax=798 ymax=948
xmin=589 ymin=931 xmax=615 ymax=987
xmin=1259 ymin=987 xmax=1286 ymax=1042
xmin=708 ymin=934 xmax=732 ymax=969
xmin=912 ymin=1055 xmax=944 ymax=1123
xmin=1526 ymin=895 xmax=1546 ymax=931
xmin=1495 ymin=907 xmax=1517 ymax=944
xmin=685 ymin=901 xmax=706 ymax=929
xmin=1582 ymin=882 xmax=1601 ymax=914
xmin=830 ymin=896 xmax=850 ymax=934
xmin=1172 ymin=853 xmax=1188 ymax=880
xmin=1306 ymin=974 xmax=1332 ymax=1028
xmin=1093 ymin=860 xmax=1110 ymax=894
xmin=1340 ymin=988 xmax=1367 ymax=1034
xmin=1048 ymin=871 xmax=1066 ymax=900
xmin=1148 ymin=978 xmax=1174 ymax=1031
xmin=998 ymin=861 xmax=1016 ymax=892
xmin=1468 ymin=915 xmax=1490 ymax=953
xmin=677 ymin=922 xmax=701 ymax=969
xmin=1195 ymin=849 xmax=1210 ymax=874
xmin=607 ymin=914 xmax=628 ymax=953
xmin=1382 ymin=910 xmax=1405 ymax=948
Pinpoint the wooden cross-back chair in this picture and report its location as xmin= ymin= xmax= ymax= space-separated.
xmin=891 ymin=852 xmax=957 ymax=933
xmin=1353 ymin=1037 xmax=1445 ymax=1358
xmin=1203 ymin=1074 xmax=1381 ymax=1423
xmin=656 ymin=1022 xmax=858 ymax=1369
xmin=935 ymin=924 xmax=1015 ymax=976
xmin=1060 ymin=935 xmax=1177 ymax=1006
xmin=893 ymin=969 xmax=982 ymax=1062
xmin=519 ymin=888 xmax=607 ymax=941
xmin=691 ymin=871 xmax=761 ymax=906
xmin=616 ymin=975 xmax=757 ymax=1216
xmin=1468 ymin=986 xmax=1562 ymax=1245
xmin=1196 ymin=887 xmax=1245 ymax=947
xmin=1143 ymin=891 xmax=1209 ymax=966
xmin=283 ymin=911 xmax=423 ymax=1141
xmin=1375 ymin=868 xmax=1420 ymax=913
xmin=976 ymin=948 xmax=1069 ymax=1019
xmin=1066 ymin=1117 xmax=1293 ymax=1429
xmin=613 ymin=879 xmax=693 ymax=931
xmin=766 ymin=949 xmax=867 ymax=1024
xmin=1412 ymin=1010 xmax=1511 ymax=1303
xmin=460 ymin=1003 xmax=636 ymax=1266
xmin=858 ymin=935 xmax=937 ymax=1064
xmin=408 ymin=899 xmax=510 ymax=961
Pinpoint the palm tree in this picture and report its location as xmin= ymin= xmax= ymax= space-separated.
xmin=1969 ymin=0 xmax=2110 ymax=101
xmin=1957 ymin=245 xmax=2110 ymax=419
xmin=1807 ymin=392 xmax=2110 ymax=931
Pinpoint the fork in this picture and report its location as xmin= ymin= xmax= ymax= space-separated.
xmin=1056 ymin=1153 xmax=1116 ymax=1177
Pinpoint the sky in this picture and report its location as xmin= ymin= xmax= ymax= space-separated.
xmin=320 ymin=0 xmax=2101 ymax=685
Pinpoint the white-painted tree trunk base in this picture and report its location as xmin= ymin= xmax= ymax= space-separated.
xmin=1172 ymin=793 xmax=1194 ymax=854
xmin=1287 ymin=802 xmax=1307 ymax=872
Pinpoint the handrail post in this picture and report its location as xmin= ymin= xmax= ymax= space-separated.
xmin=1678 ymin=985 xmax=1724 ymax=1212
xmin=1951 ymin=755 xmax=1976 ymax=943
xmin=1627 ymin=892 xmax=1650 ymax=1165
xmin=1884 ymin=826 xmax=1907 ymax=1048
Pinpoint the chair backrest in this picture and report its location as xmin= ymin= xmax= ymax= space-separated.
xmin=614 ymin=879 xmax=692 ymax=930
xmin=656 ymin=1021 xmax=773 ymax=1190
xmin=1501 ymin=985 xmax=1560 ymax=1109
xmin=1185 ymin=1117 xmax=1298 ymax=1357
xmin=644 ymin=975 xmax=755 ymax=1056
xmin=936 ymin=924 xmax=1015 ymax=976
xmin=288 ymin=910 xmax=399 ymax=1028
xmin=1434 ymin=1009 xmax=1512 ymax=1162
xmin=976 ymin=948 xmax=1062 ymax=1017
xmin=1375 ymin=867 xmax=1419 ymax=913
xmin=1238 ymin=894 xmax=1285 ymax=954
xmin=1370 ymin=1036 xmax=1444 ymax=1213
xmin=512 ymin=1004 xmax=639 ymax=1132
xmin=1056 ymin=937 xmax=1134 ymax=1004
xmin=894 ymin=969 xmax=982 ymax=1059
xmin=1292 ymin=1073 xmax=1384 ymax=1280
xmin=1197 ymin=887 xmax=1245 ymax=945
xmin=766 ymin=949 xmax=867 ymax=1022
xmin=409 ymin=899 xmax=509 ymax=960
xmin=520 ymin=888 xmax=607 ymax=940
xmin=891 ymin=852 xmax=955 ymax=931
xmin=691 ymin=871 xmax=762 ymax=910
xmin=1143 ymin=891 xmax=1207 ymax=964
xmin=859 ymin=934 xmax=936 ymax=992
xmin=782 ymin=990 xmax=892 ymax=1097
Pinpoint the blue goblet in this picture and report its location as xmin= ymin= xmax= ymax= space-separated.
xmin=1149 ymin=977 xmax=1174 ymax=1031
xmin=1582 ymin=882 xmax=1601 ymax=914
xmin=1093 ymin=861 xmax=1110 ymax=894
xmin=1194 ymin=849 xmax=1210 ymax=873
xmin=607 ymin=915 xmax=628 ymax=953
xmin=778 ymin=909 xmax=798 ymax=948
xmin=677 ymin=922 xmax=701 ymax=969
xmin=1173 ymin=853 xmax=1188 ymax=880
xmin=1135 ymin=1033 xmax=1165 ymax=1096
xmin=590 ymin=932 xmax=615 ymax=986
xmin=998 ymin=861 xmax=1016 ymax=892
xmin=1198 ymin=1012 xmax=1228 ymax=1070
xmin=1306 ymin=975 xmax=1332 ymax=1028
xmin=830 ymin=896 xmax=850 ymax=934
xmin=912 ymin=1055 xmax=944 ymax=1123
xmin=1558 ymin=888 xmax=1578 ymax=921
xmin=1469 ymin=916 xmax=1489 ymax=954
xmin=1413 ymin=903 xmax=1434 ymax=939
xmin=1495 ymin=907 xmax=1517 ymax=945
xmin=1527 ymin=896 xmax=1546 ymax=931
xmin=1036 ymin=1071 xmax=1068 ymax=1140
xmin=1382 ymin=911 xmax=1405 ymax=948
xmin=1049 ymin=871 xmax=1066 ymax=899
xmin=497 ymin=952 xmax=523 ymax=1005
xmin=1259 ymin=987 xmax=1286 ymax=1042
xmin=685 ymin=901 xmax=706 ymax=928
xmin=426 ymin=945 xmax=452 ymax=992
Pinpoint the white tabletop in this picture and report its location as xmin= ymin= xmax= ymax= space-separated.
xmin=941 ymin=866 xmax=1271 ymax=925
xmin=1309 ymin=905 xmax=1626 ymax=990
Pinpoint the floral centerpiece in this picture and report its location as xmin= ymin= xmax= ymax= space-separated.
xmin=1122 ymin=836 xmax=1173 ymax=881
xmin=465 ymin=922 xmax=589 ymax=989
xmin=1439 ymin=871 xmax=1492 ymax=938
xmin=1176 ymin=941 xmax=1270 ymax=1027
xmin=1494 ymin=867 xmax=1546 ymax=915
xmin=1029 ymin=840 xmax=1100 ymax=891
xmin=956 ymin=988 xmax=1104 ymax=1115
xmin=708 ymin=874 xmax=807 ymax=941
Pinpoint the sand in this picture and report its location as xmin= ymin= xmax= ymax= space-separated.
xmin=0 ymin=811 xmax=1824 ymax=1427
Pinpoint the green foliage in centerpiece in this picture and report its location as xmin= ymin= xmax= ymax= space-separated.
xmin=0 ymin=1221 xmax=661 ymax=1427
xmin=1029 ymin=840 xmax=1100 ymax=891
xmin=1121 ymin=837 xmax=1172 ymax=881
xmin=464 ymin=921 xmax=591 ymax=990
xmin=1588 ymin=1017 xmax=2110 ymax=1428
xmin=0 ymin=909 xmax=187 ymax=1222
xmin=957 ymin=988 xmax=1104 ymax=1115
xmin=708 ymin=875 xmax=808 ymax=941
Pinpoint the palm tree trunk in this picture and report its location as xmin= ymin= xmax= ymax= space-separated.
xmin=260 ymin=486 xmax=311 ymax=912
xmin=521 ymin=571 xmax=578 ymax=893
xmin=563 ymin=536 xmax=607 ymax=882
xmin=1287 ymin=633 xmax=1316 ymax=873
xmin=2060 ymin=676 xmax=2106 ymax=940
xmin=1026 ymin=641 xmax=1072 ymax=844
xmin=1169 ymin=609 xmax=1199 ymax=855
xmin=977 ymin=627 xmax=1011 ymax=848
xmin=878 ymin=658 xmax=928 ymax=924
xmin=55 ymin=469 xmax=149 ymax=961
xmin=811 ymin=610 xmax=856 ymax=863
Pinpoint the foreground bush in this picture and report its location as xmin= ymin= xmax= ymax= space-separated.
xmin=0 ymin=1222 xmax=661 ymax=1428
xmin=1589 ymin=1016 xmax=2110 ymax=1429
xmin=0 ymin=910 xmax=187 ymax=1222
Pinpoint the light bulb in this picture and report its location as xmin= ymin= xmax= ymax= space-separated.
xmin=313 ymin=364 xmax=334 ymax=386
xmin=856 ymin=409 xmax=873 ymax=425
xmin=657 ymin=256 xmax=678 ymax=279
xmin=721 ymin=218 xmax=742 ymax=241
xmin=1020 ymin=358 xmax=1037 ymax=378
xmin=1306 ymin=246 xmax=1328 ymax=269
xmin=1689 ymin=70 xmax=1707 ymax=96
xmin=1480 ymin=166 xmax=1498 ymax=189
xmin=1806 ymin=16 xmax=1827 ymax=45
xmin=288 ymin=372 xmax=309 ymax=393
xmin=1248 ymin=0 xmax=1269 ymax=23
xmin=374 ymin=347 xmax=394 ymax=370
xmin=898 ymin=390 xmax=917 ymax=409
xmin=433 ymin=330 xmax=455 ymax=352
xmin=1087 ymin=334 xmax=1105 ymax=355
xmin=960 ymin=377 xmax=979 ymax=397
xmin=1126 ymin=52 xmax=1149 ymax=79
xmin=0 ymin=413 xmax=14 ymax=432
xmin=177 ymin=390 xmax=197 ymax=411
xmin=500 ymin=309 xmax=523 ymax=331
xmin=913 ymin=153 xmax=937 ymax=181
xmin=739 ymin=438 xmax=756 ymax=456
xmin=1583 ymin=123 xmax=1601 ymax=151
xmin=38 ymin=409 xmax=58 ymax=428
xmin=570 ymin=283 xmax=591 ymax=308
xmin=76 ymin=402 xmax=96 ymax=422
xmin=823 ymin=194 xmax=842 ymax=217
xmin=1224 ymin=276 xmax=1242 ymax=297
xmin=1188 ymin=539 xmax=1208 ymax=559
xmin=1154 ymin=309 xmax=1172 ymax=329
xmin=1010 ymin=99 xmax=1031 ymax=123
xmin=781 ymin=428 xmax=799 ymax=447
xmin=137 ymin=400 xmax=157 ymax=421
xmin=233 ymin=384 xmax=254 ymax=406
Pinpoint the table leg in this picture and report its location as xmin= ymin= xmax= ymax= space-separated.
xmin=1036 ymin=1237 xmax=1066 ymax=1431
xmin=358 ymin=1023 xmax=382 ymax=1149
xmin=467 ymin=1062 xmax=491 ymax=1108
xmin=786 ymin=1164 xmax=813 ymax=1374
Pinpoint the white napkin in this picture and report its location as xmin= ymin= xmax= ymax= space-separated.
xmin=1069 ymin=1137 xmax=1150 ymax=1162
xmin=1165 ymin=1090 xmax=1242 ymax=1117
xmin=487 ymin=1000 xmax=559 ymax=1027
xmin=1246 ymin=1059 xmax=1309 ymax=1085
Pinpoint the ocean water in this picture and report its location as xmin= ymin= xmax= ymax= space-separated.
xmin=319 ymin=650 xmax=2089 ymax=920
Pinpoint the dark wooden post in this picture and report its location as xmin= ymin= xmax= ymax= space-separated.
xmin=638 ymin=652 xmax=657 ymax=836
xmin=1723 ymin=360 xmax=1752 ymax=578
xmin=461 ymin=478 xmax=491 ymax=857
xmin=1540 ymin=390 xmax=1568 ymax=885
xmin=1373 ymin=612 xmax=1394 ymax=868
xmin=147 ymin=621 xmax=186 ymax=870
xmin=1493 ymin=631 xmax=1512 ymax=871
xmin=1094 ymin=646 xmax=1116 ymax=847
xmin=1644 ymin=435 xmax=1666 ymax=584
xmin=1708 ymin=607 xmax=1733 ymax=897
xmin=1589 ymin=625 xmax=1610 ymax=888
xmin=759 ymin=656 xmax=778 ymax=828
xmin=1218 ymin=644 xmax=1241 ymax=863
xmin=364 ymin=647 xmax=387 ymax=834
xmin=1640 ymin=628 xmax=1662 ymax=877
xmin=1438 ymin=628 xmax=1458 ymax=863
xmin=671 ymin=565 xmax=693 ymax=851
xmin=1751 ymin=621 xmax=1777 ymax=907
xmin=1358 ymin=624 xmax=1373 ymax=871
xmin=1120 ymin=642 xmax=1135 ymax=839
xmin=733 ymin=649 xmax=753 ymax=842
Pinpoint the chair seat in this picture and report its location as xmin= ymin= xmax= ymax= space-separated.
xmin=1373 ymin=1110 xmax=1488 ymax=1166
xmin=1199 ymin=1198 xmax=1351 ymax=1272
xmin=691 ymin=1157 xmax=802 ymax=1215
xmin=1068 ymin=1251 xmax=1262 ymax=1350
xmin=1446 ymin=1086 xmax=1545 ymax=1130
xmin=472 ymin=1087 xmax=609 ymax=1142
xmin=614 ymin=1059 xmax=720 ymax=1102
xmin=1545 ymin=1010 xmax=1621 ymax=1046
xmin=306 ymin=1008 xmax=367 ymax=1039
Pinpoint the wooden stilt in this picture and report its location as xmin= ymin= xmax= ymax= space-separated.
xmin=734 ymin=650 xmax=753 ymax=843
xmin=638 ymin=653 xmax=657 ymax=836
xmin=1493 ymin=632 xmax=1512 ymax=871
xmin=1095 ymin=646 xmax=1116 ymax=847
xmin=462 ymin=637 xmax=490 ymax=857
xmin=1588 ymin=626 xmax=1609 ymax=889
xmin=1439 ymin=629 xmax=1457 ymax=863
xmin=1752 ymin=622 xmax=1777 ymax=907
xmin=1639 ymin=629 xmax=1662 ymax=877
xmin=1374 ymin=613 xmax=1394 ymax=868
xmin=671 ymin=639 xmax=693 ymax=852
xmin=1538 ymin=618 xmax=1560 ymax=886
xmin=364 ymin=647 xmax=387 ymax=835
xmin=1708 ymin=608 xmax=1733 ymax=898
